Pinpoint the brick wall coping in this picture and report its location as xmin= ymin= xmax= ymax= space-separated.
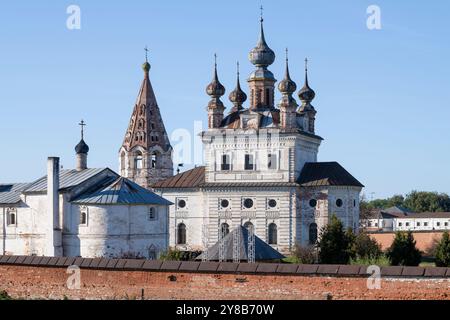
xmin=1 ymin=255 xmax=449 ymax=278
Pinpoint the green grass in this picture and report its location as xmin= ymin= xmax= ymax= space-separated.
xmin=282 ymin=256 xmax=300 ymax=264
xmin=350 ymin=255 xmax=391 ymax=266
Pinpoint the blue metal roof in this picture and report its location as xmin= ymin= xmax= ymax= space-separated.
xmin=72 ymin=177 xmax=172 ymax=206
xmin=0 ymin=183 xmax=29 ymax=205
xmin=196 ymin=226 xmax=285 ymax=261
xmin=23 ymin=168 xmax=112 ymax=193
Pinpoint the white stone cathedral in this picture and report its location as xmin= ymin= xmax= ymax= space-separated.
xmin=149 ymin=17 xmax=364 ymax=254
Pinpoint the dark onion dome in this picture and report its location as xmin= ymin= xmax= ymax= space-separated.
xmin=248 ymin=18 xmax=275 ymax=67
xmin=206 ymin=58 xmax=225 ymax=98
xmin=278 ymin=50 xmax=297 ymax=94
xmin=142 ymin=61 xmax=151 ymax=73
xmin=75 ymin=139 xmax=89 ymax=154
xmin=229 ymin=62 xmax=247 ymax=109
xmin=298 ymin=59 xmax=316 ymax=103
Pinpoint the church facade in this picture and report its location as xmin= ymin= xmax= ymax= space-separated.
xmin=151 ymin=17 xmax=364 ymax=254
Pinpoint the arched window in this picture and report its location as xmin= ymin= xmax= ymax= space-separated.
xmin=7 ymin=208 xmax=16 ymax=226
xmin=134 ymin=152 xmax=143 ymax=169
xmin=120 ymin=152 xmax=126 ymax=169
xmin=244 ymin=221 xmax=254 ymax=232
xmin=177 ymin=223 xmax=186 ymax=245
xmin=309 ymin=223 xmax=318 ymax=244
xmin=268 ymin=223 xmax=277 ymax=245
xmin=151 ymin=152 xmax=158 ymax=168
xmin=79 ymin=206 xmax=88 ymax=226
xmin=220 ymin=223 xmax=230 ymax=238
xmin=265 ymin=88 xmax=270 ymax=105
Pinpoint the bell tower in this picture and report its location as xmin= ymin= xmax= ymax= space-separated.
xmin=119 ymin=48 xmax=173 ymax=189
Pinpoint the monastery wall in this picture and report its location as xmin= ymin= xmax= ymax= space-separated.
xmin=0 ymin=256 xmax=449 ymax=300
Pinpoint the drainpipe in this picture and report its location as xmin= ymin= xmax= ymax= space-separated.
xmin=2 ymin=207 xmax=5 ymax=255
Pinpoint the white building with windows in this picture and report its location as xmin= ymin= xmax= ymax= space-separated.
xmin=361 ymin=206 xmax=450 ymax=232
xmin=0 ymin=132 xmax=172 ymax=258
xmin=152 ymin=17 xmax=363 ymax=254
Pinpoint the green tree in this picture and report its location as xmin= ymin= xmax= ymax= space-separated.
xmin=403 ymin=191 xmax=450 ymax=212
xmin=435 ymin=231 xmax=450 ymax=267
xmin=351 ymin=232 xmax=382 ymax=260
xmin=317 ymin=215 xmax=354 ymax=264
xmin=387 ymin=231 xmax=422 ymax=266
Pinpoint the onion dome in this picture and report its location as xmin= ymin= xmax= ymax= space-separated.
xmin=75 ymin=139 xmax=89 ymax=154
xmin=298 ymin=58 xmax=316 ymax=103
xmin=206 ymin=55 xmax=225 ymax=98
xmin=142 ymin=61 xmax=150 ymax=73
xmin=229 ymin=62 xmax=247 ymax=111
xmin=248 ymin=17 xmax=275 ymax=67
xmin=278 ymin=49 xmax=297 ymax=94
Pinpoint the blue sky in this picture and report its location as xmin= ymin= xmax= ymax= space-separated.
xmin=0 ymin=0 xmax=449 ymax=199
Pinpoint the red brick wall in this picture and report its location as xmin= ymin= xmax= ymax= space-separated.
xmin=0 ymin=264 xmax=449 ymax=300
xmin=369 ymin=231 xmax=444 ymax=255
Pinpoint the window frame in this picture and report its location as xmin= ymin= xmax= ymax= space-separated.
xmin=268 ymin=223 xmax=278 ymax=245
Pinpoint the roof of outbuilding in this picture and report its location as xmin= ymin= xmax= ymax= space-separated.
xmin=152 ymin=166 xmax=205 ymax=189
xmin=396 ymin=212 xmax=450 ymax=219
xmin=196 ymin=226 xmax=285 ymax=261
xmin=0 ymin=183 xmax=29 ymax=205
xmin=297 ymin=162 xmax=364 ymax=187
xmin=72 ymin=177 xmax=172 ymax=205
xmin=23 ymin=168 xmax=114 ymax=193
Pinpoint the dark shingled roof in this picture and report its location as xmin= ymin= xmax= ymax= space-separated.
xmin=397 ymin=212 xmax=450 ymax=219
xmin=153 ymin=166 xmax=205 ymax=189
xmin=0 ymin=183 xmax=28 ymax=205
xmin=196 ymin=226 xmax=285 ymax=261
xmin=298 ymin=162 xmax=364 ymax=187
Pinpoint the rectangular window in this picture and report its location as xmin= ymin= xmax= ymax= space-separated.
xmin=221 ymin=154 xmax=230 ymax=171
xmin=245 ymin=154 xmax=254 ymax=170
xmin=268 ymin=153 xmax=277 ymax=170
xmin=437 ymin=222 xmax=441 ymax=227
xmin=417 ymin=222 xmax=421 ymax=226
xmin=406 ymin=222 xmax=410 ymax=227
xmin=398 ymin=222 xmax=403 ymax=227
xmin=445 ymin=222 xmax=448 ymax=227
xmin=424 ymin=222 xmax=428 ymax=227
xmin=148 ymin=207 xmax=157 ymax=221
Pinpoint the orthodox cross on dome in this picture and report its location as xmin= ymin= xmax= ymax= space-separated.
xmin=78 ymin=119 xmax=86 ymax=140
xmin=260 ymin=5 xmax=264 ymax=22
xmin=144 ymin=46 xmax=149 ymax=63
xmin=305 ymin=57 xmax=308 ymax=72
xmin=214 ymin=53 xmax=217 ymax=68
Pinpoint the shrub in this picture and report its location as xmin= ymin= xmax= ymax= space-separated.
xmin=159 ymin=249 xmax=201 ymax=261
xmin=435 ymin=231 xmax=450 ymax=267
xmin=0 ymin=290 xmax=12 ymax=300
xmin=387 ymin=231 xmax=422 ymax=266
xmin=351 ymin=232 xmax=382 ymax=260
xmin=317 ymin=215 xmax=354 ymax=264
xmin=292 ymin=243 xmax=317 ymax=264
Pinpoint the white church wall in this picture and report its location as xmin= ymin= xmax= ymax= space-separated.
xmin=64 ymin=204 xmax=168 ymax=258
